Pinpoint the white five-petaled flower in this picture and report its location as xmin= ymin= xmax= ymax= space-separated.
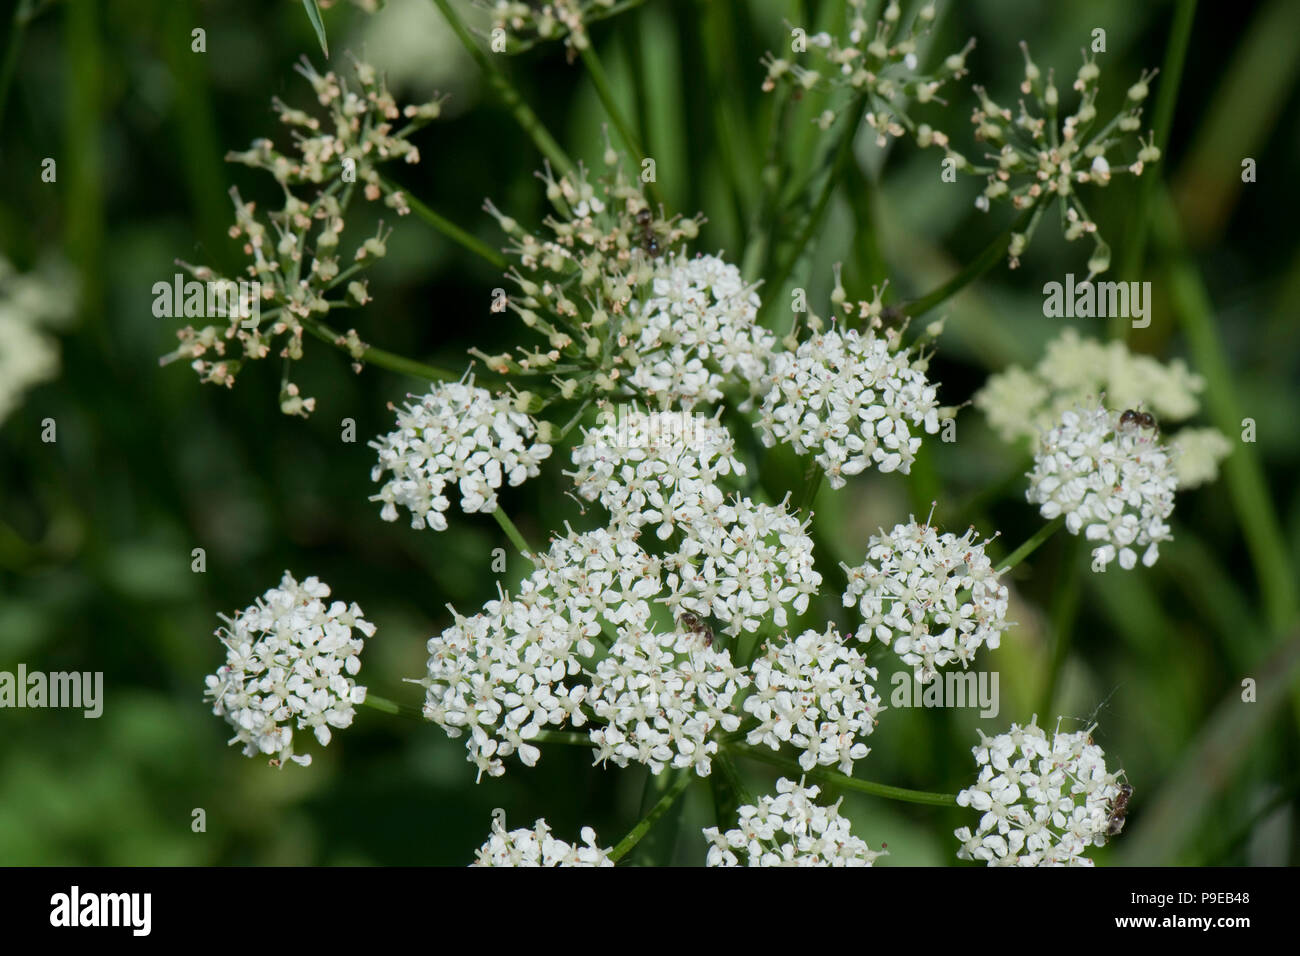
xmin=704 ymin=777 xmax=887 ymax=866
xmin=627 ymin=254 xmax=775 ymax=409
xmin=369 ymin=377 xmax=552 ymax=531
xmin=842 ymin=520 xmax=1009 ymax=683
xmin=758 ymin=325 xmax=940 ymax=487
xmin=954 ymin=716 xmax=1126 ymax=866
xmin=204 ymin=572 xmax=374 ymax=768
xmin=745 ymin=625 xmax=884 ymax=774
xmin=471 ymin=817 xmax=614 ymax=867
xmin=1025 ymin=403 xmax=1176 ymax=571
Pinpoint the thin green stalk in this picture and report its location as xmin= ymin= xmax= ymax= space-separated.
xmin=795 ymin=454 xmax=824 ymax=515
xmin=735 ymin=745 xmax=957 ymax=806
xmin=609 ymin=770 xmax=693 ymax=863
xmin=361 ymin=692 xmax=423 ymax=720
xmin=900 ymin=208 xmax=1034 ymax=318
xmin=428 ymin=0 xmax=574 ymax=176
xmin=761 ymin=95 xmax=868 ymax=323
xmin=1113 ymin=0 xmax=1197 ymax=339
xmin=492 ymin=507 xmax=535 ymax=559
xmin=384 ymin=178 xmax=507 ymax=269
xmin=299 ymin=314 xmax=460 ymax=382
xmin=577 ymin=42 xmax=664 ymax=209
xmin=995 ymin=515 xmax=1065 ymax=574
xmin=1037 ymin=536 xmax=1082 ymax=718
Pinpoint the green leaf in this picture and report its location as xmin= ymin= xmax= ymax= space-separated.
xmin=301 ymin=0 xmax=328 ymax=59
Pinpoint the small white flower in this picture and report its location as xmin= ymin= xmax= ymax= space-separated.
xmin=472 ymin=817 xmax=614 ymax=866
xmin=369 ymin=377 xmax=552 ymax=531
xmin=758 ymin=325 xmax=940 ymax=487
xmin=954 ymin=716 xmax=1125 ymax=866
xmin=704 ymin=777 xmax=886 ymax=866
xmin=842 ymin=519 xmax=1009 ymax=682
xmin=204 ymin=572 xmax=375 ymax=768
xmin=745 ymin=626 xmax=884 ymax=774
xmin=627 ymin=254 xmax=775 ymax=409
xmin=1026 ymin=403 xmax=1176 ymax=571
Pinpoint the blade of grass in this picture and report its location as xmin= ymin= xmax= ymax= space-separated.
xmin=301 ymin=0 xmax=329 ymax=59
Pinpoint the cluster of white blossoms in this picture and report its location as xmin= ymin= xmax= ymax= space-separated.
xmin=955 ymin=716 xmax=1125 ymax=866
xmin=0 ymin=256 xmax=77 ymax=425
xmin=842 ymin=520 xmax=1009 ymax=683
xmin=974 ymin=329 xmax=1229 ymax=488
xmin=1026 ymin=403 xmax=1177 ymax=571
xmin=627 ymin=255 xmax=775 ymax=410
xmin=204 ymin=572 xmax=375 ymax=768
xmin=472 ymin=817 xmax=613 ymax=867
xmin=422 ymin=413 xmax=824 ymax=779
xmin=589 ymin=626 xmax=749 ymax=776
xmin=758 ymin=325 xmax=940 ymax=488
xmin=745 ymin=626 xmax=884 ymax=774
xmin=704 ymin=777 xmax=887 ymax=866
xmin=370 ymin=378 xmax=552 ymax=531
xmin=569 ymin=407 xmax=744 ymax=537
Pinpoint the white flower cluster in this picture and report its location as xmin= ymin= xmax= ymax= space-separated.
xmin=745 ymin=626 xmax=884 ymax=774
xmin=472 ymin=818 xmax=614 ymax=867
xmin=589 ymin=626 xmax=749 ymax=776
xmin=370 ymin=378 xmax=552 ymax=531
xmin=0 ymin=256 xmax=77 ymax=426
xmin=627 ymin=254 xmax=775 ymax=409
xmin=569 ymin=407 xmax=744 ymax=538
xmin=842 ymin=520 xmax=1009 ymax=683
xmin=974 ymin=329 xmax=1228 ymax=489
xmin=1026 ymin=403 xmax=1176 ymax=571
xmin=758 ymin=325 xmax=940 ymax=488
xmin=204 ymin=572 xmax=374 ymax=767
xmin=955 ymin=717 xmax=1125 ymax=866
xmin=704 ymin=777 xmax=886 ymax=866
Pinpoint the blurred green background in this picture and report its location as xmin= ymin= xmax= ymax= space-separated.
xmin=0 ymin=0 xmax=1297 ymax=865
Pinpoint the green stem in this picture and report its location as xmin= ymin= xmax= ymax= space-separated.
xmin=428 ymin=0 xmax=574 ymax=176
xmin=361 ymin=692 xmax=423 ymax=720
xmin=735 ymin=746 xmax=957 ymax=806
xmin=383 ymin=178 xmax=507 ymax=269
xmin=531 ymin=730 xmax=592 ymax=747
xmin=795 ymin=454 xmax=824 ymax=515
xmin=299 ymin=314 xmax=460 ymax=382
xmin=1037 ymin=537 xmax=1082 ymax=717
xmin=901 ymin=207 xmax=1035 ymax=318
xmin=1113 ymin=0 xmax=1197 ymax=339
xmin=995 ymin=514 xmax=1065 ymax=574
xmin=609 ymin=770 xmax=693 ymax=863
xmin=492 ymin=507 xmax=535 ymax=559
xmin=578 ymin=42 xmax=664 ymax=209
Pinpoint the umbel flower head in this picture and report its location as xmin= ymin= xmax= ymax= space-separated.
xmin=704 ymin=777 xmax=887 ymax=866
xmin=204 ymin=572 xmax=375 ymax=768
xmin=1026 ymin=402 xmax=1176 ymax=571
xmin=842 ymin=518 xmax=1009 ymax=683
xmin=954 ymin=716 xmax=1126 ymax=866
xmin=758 ymin=320 xmax=941 ymax=487
xmin=974 ymin=328 xmax=1229 ymax=489
xmin=762 ymin=0 xmax=974 ymax=146
xmin=472 ymin=816 xmax=614 ymax=867
xmin=160 ymin=56 xmax=446 ymax=410
xmin=911 ymin=39 xmax=1160 ymax=275
xmin=369 ymin=375 xmax=553 ymax=531
xmin=0 ymin=255 xmax=77 ymax=426
xmin=745 ymin=625 xmax=884 ymax=775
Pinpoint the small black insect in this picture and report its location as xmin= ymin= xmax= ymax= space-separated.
xmin=677 ymin=610 xmax=714 ymax=648
xmin=1119 ymin=409 xmax=1158 ymax=432
xmin=635 ymin=206 xmax=662 ymax=259
xmin=1106 ymin=782 xmax=1133 ymax=837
